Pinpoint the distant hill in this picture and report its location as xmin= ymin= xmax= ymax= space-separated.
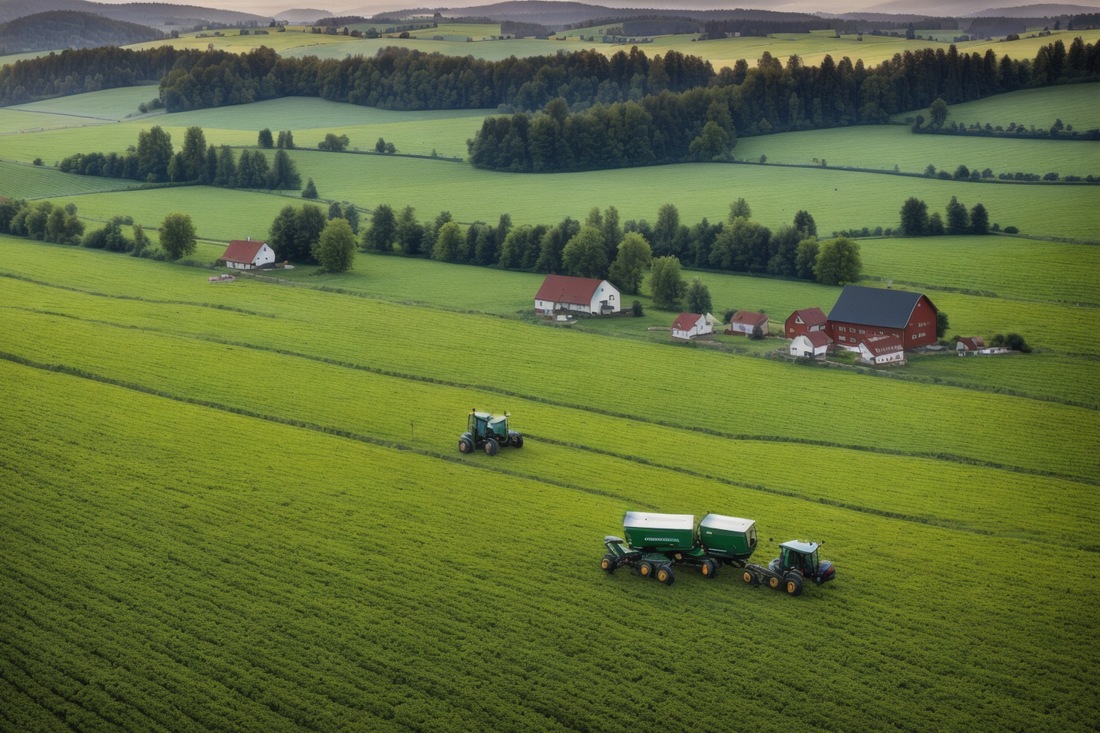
xmin=0 ymin=10 xmax=165 ymax=54
xmin=0 ymin=0 xmax=270 ymax=28
xmin=863 ymin=0 xmax=1100 ymax=15
xmin=274 ymin=8 xmax=332 ymax=24
xmin=973 ymin=3 xmax=1100 ymax=16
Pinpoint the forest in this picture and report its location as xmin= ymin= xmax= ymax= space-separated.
xmin=0 ymin=11 xmax=165 ymax=55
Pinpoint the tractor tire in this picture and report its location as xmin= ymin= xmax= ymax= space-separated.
xmin=768 ymin=575 xmax=781 ymax=590
xmin=601 ymin=553 xmax=617 ymax=574
xmin=484 ymin=438 xmax=499 ymax=456
xmin=657 ymin=564 xmax=675 ymax=586
xmin=639 ymin=561 xmax=655 ymax=579
xmin=785 ymin=572 xmax=804 ymax=597
xmin=458 ymin=437 xmax=474 ymax=454
xmin=510 ymin=432 xmax=524 ymax=448
xmin=701 ymin=559 xmax=718 ymax=579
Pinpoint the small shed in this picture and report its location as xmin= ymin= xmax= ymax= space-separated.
xmin=785 ymin=307 xmax=827 ymax=339
xmin=789 ymin=331 xmax=831 ymax=359
xmin=858 ymin=334 xmax=906 ymax=365
xmin=221 ymin=238 xmax=275 ymax=270
xmin=727 ymin=310 xmax=770 ymax=336
xmin=956 ymin=336 xmax=985 ymax=354
xmin=671 ymin=312 xmax=711 ymax=340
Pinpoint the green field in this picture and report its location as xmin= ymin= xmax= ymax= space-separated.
xmin=7 ymin=85 xmax=162 ymax=121
xmin=734 ymin=124 xmax=1100 ymax=177
xmin=890 ymin=84 xmax=1100 ymax=129
xmin=0 ymin=109 xmax=114 ymax=133
xmin=0 ymin=160 xmax=144 ymax=198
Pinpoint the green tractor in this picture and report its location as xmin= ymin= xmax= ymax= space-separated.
xmin=458 ymin=409 xmax=523 ymax=456
xmin=741 ymin=540 xmax=836 ymax=596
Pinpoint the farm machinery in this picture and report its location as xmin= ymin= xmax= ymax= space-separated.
xmin=458 ymin=409 xmax=523 ymax=456
xmin=600 ymin=512 xmax=835 ymax=595
xmin=600 ymin=512 xmax=759 ymax=586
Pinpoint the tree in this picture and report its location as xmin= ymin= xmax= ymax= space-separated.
xmin=945 ymin=196 xmax=969 ymax=234
xmin=318 ymin=133 xmax=349 ymax=151
xmin=600 ymin=205 xmax=622 ymax=260
xmin=953 ymin=164 xmax=970 ymax=180
xmin=302 ymin=178 xmax=318 ymax=199
xmin=179 ymin=126 xmax=206 ymax=181
xmin=929 ymin=97 xmax=948 ymax=129
xmin=203 ymin=143 xmax=217 ymax=184
xmin=899 ymin=197 xmax=928 ymax=236
xmin=936 ymin=311 xmax=949 ymax=338
xmin=652 ymin=203 xmax=681 ymax=257
xmin=159 ymin=212 xmax=196 ymax=260
xmin=814 ymin=236 xmax=862 ymax=286
xmin=969 ymin=203 xmax=990 ymax=234
xmin=375 ymin=137 xmax=387 ymax=153
xmin=269 ymin=149 xmax=301 ymax=189
xmin=314 ymin=218 xmax=356 ymax=272
xmin=688 ymin=120 xmax=730 ymax=161
xmin=928 ymin=211 xmax=945 ymax=236
xmin=607 ymin=232 xmax=652 ymax=295
xmin=395 ymin=206 xmax=421 ymax=254
xmin=268 ymin=205 xmax=299 ymax=260
xmin=432 ymin=221 xmax=463 ymax=262
xmin=685 ymin=277 xmax=712 ymax=315
xmin=794 ymin=237 xmax=819 ymax=279
xmin=136 ymin=125 xmax=172 ymax=182
xmin=364 ymin=204 xmax=396 ymax=252
xmin=793 ymin=210 xmax=816 ymax=237
xmin=344 ymin=205 xmax=360 ymax=234
xmin=328 ymin=201 xmax=343 ymax=220
xmin=131 ymin=223 xmax=149 ymax=255
xmin=258 ymin=128 xmax=274 ymax=148
xmin=728 ymin=198 xmax=752 ymax=221
xmin=277 ymin=130 xmax=295 ymax=149
xmin=214 ymin=145 xmax=236 ymax=186
xmin=767 ymin=224 xmax=801 ymax=277
xmin=649 ymin=256 xmax=686 ymax=310
xmin=561 ymin=226 xmax=609 ymax=278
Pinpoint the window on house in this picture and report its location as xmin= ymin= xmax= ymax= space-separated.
xmin=839 ymin=326 xmax=846 ymax=332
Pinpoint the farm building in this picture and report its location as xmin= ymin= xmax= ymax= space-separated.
xmin=826 ymin=285 xmax=938 ymax=351
xmin=956 ymin=337 xmax=986 ymax=353
xmin=858 ymin=335 xmax=906 ymax=365
xmin=789 ymin=331 xmax=832 ymax=359
xmin=221 ymin=239 xmax=275 ymax=270
xmin=671 ymin=313 xmax=712 ymax=340
xmin=726 ymin=310 xmax=770 ymax=336
xmin=534 ymin=274 xmax=620 ymax=316
xmin=785 ymin=307 xmax=828 ymax=338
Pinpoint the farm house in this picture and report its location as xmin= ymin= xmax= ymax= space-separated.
xmin=221 ymin=238 xmax=275 ymax=270
xmin=858 ymin=335 xmax=906 ymax=365
xmin=726 ymin=310 xmax=770 ymax=336
xmin=785 ymin=307 xmax=828 ymax=338
xmin=826 ymin=285 xmax=938 ymax=351
xmin=671 ymin=312 xmax=712 ymax=340
xmin=956 ymin=337 xmax=986 ymax=354
xmin=789 ymin=331 xmax=831 ymax=359
xmin=534 ymin=274 xmax=620 ymax=316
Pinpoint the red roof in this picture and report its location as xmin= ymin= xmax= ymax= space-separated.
xmin=957 ymin=337 xmax=985 ymax=350
xmin=222 ymin=239 xmax=267 ymax=264
xmin=802 ymin=331 xmax=832 ymax=348
xmin=534 ymin=274 xmax=606 ymax=305
xmin=731 ymin=310 xmax=769 ymax=327
xmin=672 ymin=312 xmax=704 ymax=331
xmin=790 ymin=307 xmax=827 ymax=327
xmin=860 ymin=334 xmax=904 ymax=354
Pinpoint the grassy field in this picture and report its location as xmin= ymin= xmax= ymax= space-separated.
xmin=734 ymin=124 xmax=1100 ymax=178
xmin=0 ymin=161 xmax=145 ymax=199
xmin=6 ymin=85 xmax=162 ymax=121
xmin=889 ymin=84 xmax=1100 ymax=129
xmin=0 ymin=109 xmax=114 ymax=133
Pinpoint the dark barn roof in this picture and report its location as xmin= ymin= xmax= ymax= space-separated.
xmin=827 ymin=285 xmax=934 ymax=329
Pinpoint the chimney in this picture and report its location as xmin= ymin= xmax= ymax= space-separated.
xmin=247 ymin=236 xmax=251 ymax=241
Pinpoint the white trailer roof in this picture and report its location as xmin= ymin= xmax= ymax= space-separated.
xmin=623 ymin=511 xmax=695 ymax=530
xmin=699 ymin=513 xmax=755 ymax=533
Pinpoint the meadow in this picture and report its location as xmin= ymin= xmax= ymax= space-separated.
xmin=0 ymin=160 xmax=144 ymax=198
xmin=889 ymin=83 xmax=1100 ymax=130
xmin=7 ymin=85 xmax=163 ymax=121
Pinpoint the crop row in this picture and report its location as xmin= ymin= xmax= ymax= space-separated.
xmin=3 ymin=359 xmax=1098 ymax=733
xmin=2 ymin=300 xmax=1097 ymax=552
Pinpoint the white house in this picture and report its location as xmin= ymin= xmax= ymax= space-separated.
xmin=956 ymin=336 xmax=985 ymax=354
xmin=789 ymin=331 xmax=831 ymax=359
xmin=671 ymin=312 xmax=712 ymax=340
xmin=858 ymin=334 xmax=906 ymax=365
xmin=221 ymin=238 xmax=275 ymax=270
xmin=534 ymin=274 xmax=620 ymax=316
xmin=726 ymin=310 xmax=770 ymax=336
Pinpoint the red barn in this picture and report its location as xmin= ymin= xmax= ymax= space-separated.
xmin=826 ymin=285 xmax=938 ymax=350
xmin=784 ymin=307 xmax=827 ymax=339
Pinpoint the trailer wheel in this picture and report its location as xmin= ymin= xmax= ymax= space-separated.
xmin=484 ymin=438 xmax=499 ymax=456
xmin=768 ymin=575 xmax=781 ymax=590
xmin=785 ymin=572 xmax=804 ymax=597
xmin=701 ymin=559 xmax=718 ymax=579
xmin=601 ymin=553 xmax=617 ymax=574
xmin=657 ymin=564 xmax=674 ymax=585
xmin=639 ymin=561 xmax=655 ymax=578
xmin=743 ymin=570 xmax=754 ymax=584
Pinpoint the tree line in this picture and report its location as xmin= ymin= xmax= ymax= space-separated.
xmin=58 ymin=125 xmax=301 ymax=190
xmin=468 ymin=38 xmax=1100 ymax=172
xmin=899 ymin=196 xmax=993 ymax=236
xmin=0 ymin=11 xmax=165 ymax=56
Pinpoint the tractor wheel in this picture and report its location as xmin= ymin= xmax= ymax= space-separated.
xmin=601 ymin=553 xmax=617 ymax=574
xmin=484 ymin=438 xmax=499 ymax=456
xmin=639 ymin=561 xmax=655 ymax=579
xmin=785 ymin=572 xmax=804 ymax=597
xmin=701 ymin=559 xmax=718 ymax=579
xmin=510 ymin=433 xmax=524 ymax=448
xmin=768 ymin=575 xmax=781 ymax=590
xmin=657 ymin=564 xmax=675 ymax=586
xmin=458 ymin=437 xmax=473 ymax=454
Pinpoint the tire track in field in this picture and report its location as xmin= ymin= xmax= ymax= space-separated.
xmin=4 ymin=305 xmax=1096 ymax=488
xmin=0 ymin=351 xmax=657 ymax=511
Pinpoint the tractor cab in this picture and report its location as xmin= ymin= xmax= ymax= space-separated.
xmin=459 ymin=409 xmax=523 ymax=456
xmin=771 ymin=540 xmax=835 ymax=585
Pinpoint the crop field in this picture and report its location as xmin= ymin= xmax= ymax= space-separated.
xmin=733 ymin=124 xmax=1100 ymax=177
xmin=0 ymin=161 xmax=144 ymax=199
xmin=889 ymin=84 xmax=1100 ymax=129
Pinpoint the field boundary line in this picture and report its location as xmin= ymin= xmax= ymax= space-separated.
xmin=0 ymin=351 xmax=658 ymax=510
xmin=7 ymin=301 xmax=1095 ymax=486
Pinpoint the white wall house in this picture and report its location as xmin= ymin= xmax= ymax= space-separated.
xmin=858 ymin=335 xmax=906 ymax=365
xmin=534 ymin=274 xmax=620 ymax=316
xmin=671 ymin=312 xmax=712 ymax=340
xmin=727 ymin=310 xmax=770 ymax=335
xmin=221 ymin=239 xmax=275 ymax=270
xmin=789 ymin=331 xmax=831 ymax=359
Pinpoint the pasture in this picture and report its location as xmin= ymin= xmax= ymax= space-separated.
xmin=7 ymin=85 xmax=162 ymax=121
xmin=889 ymin=84 xmax=1100 ymax=129
xmin=0 ymin=109 xmax=113 ymax=133
xmin=0 ymin=160 xmax=143 ymax=198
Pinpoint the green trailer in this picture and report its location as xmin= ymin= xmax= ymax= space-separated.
xmin=602 ymin=511 xmax=758 ymax=585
